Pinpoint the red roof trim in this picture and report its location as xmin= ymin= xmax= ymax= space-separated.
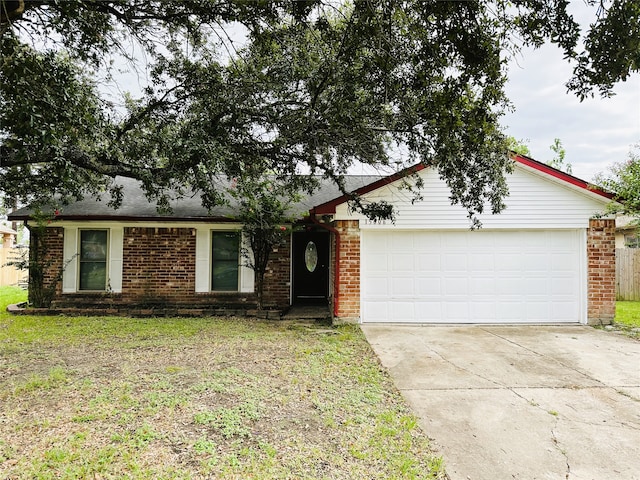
xmin=312 ymin=163 xmax=427 ymax=215
xmin=512 ymin=154 xmax=614 ymax=200
xmin=311 ymin=154 xmax=615 ymax=215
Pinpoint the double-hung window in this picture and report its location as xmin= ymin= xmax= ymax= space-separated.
xmin=79 ymin=230 xmax=108 ymax=290
xmin=211 ymin=231 xmax=240 ymax=291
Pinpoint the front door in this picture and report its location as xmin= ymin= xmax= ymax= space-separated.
xmin=293 ymin=231 xmax=330 ymax=304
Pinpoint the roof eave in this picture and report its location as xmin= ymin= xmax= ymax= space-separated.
xmin=9 ymin=214 xmax=239 ymax=223
xmin=311 ymin=163 xmax=427 ymax=215
xmin=512 ymin=154 xmax=615 ymax=201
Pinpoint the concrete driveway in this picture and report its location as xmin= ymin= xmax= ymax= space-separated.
xmin=362 ymin=325 xmax=640 ymax=480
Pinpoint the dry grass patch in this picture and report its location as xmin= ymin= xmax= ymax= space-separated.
xmin=0 ymin=295 xmax=445 ymax=479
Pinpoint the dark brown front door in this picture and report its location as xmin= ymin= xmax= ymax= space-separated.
xmin=293 ymin=231 xmax=330 ymax=304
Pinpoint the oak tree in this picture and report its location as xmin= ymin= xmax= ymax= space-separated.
xmin=1 ymin=1 xmax=639 ymax=224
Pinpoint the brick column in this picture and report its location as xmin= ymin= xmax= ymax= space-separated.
xmin=587 ymin=218 xmax=616 ymax=325
xmin=334 ymin=220 xmax=360 ymax=323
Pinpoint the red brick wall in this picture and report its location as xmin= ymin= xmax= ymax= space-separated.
xmin=587 ymin=218 xmax=616 ymax=325
xmin=29 ymin=226 xmax=64 ymax=297
xmin=334 ymin=220 xmax=360 ymax=322
xmin=39 ymin=225 xmax=295 ymax=311
xmin=122 ymin=227 xmax=197 ymax=303
xmin=260 ymin=234 xmax=291 ymax=308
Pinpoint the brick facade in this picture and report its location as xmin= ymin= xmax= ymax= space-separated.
xmin=31 ymin=217 xmax=615 ymax=324
xmin=260 ymin=234 xmax=291 ymax=308
xmin=122 ymin=227 xmax=197 ymax=303
xmin=36 ymin=225 xmax=291 ymax=313
xmin=333 ymin=220 xmax=360 ymax=323
xmin=587 ymin=218 xmax=616 ymax=325
xmin=28 ymin=226 xmax=64 ymax=303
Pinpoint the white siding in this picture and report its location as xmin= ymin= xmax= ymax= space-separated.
xmin=334 ymin=164 xmax=609 ymax=229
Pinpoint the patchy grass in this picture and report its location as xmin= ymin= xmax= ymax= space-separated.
xmin=613 ymin=301 xmax=640 ymax=339
xmin=0 ymin=285 xmax=26 ymax=308
xmin=615 ymin=301 xmax=640 ymax=328
xmin=0 ymin=287 xmax=446 ymax=479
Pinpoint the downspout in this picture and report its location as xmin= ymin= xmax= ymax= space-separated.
xmin=309 ymin=212 xmax=340 ymax=318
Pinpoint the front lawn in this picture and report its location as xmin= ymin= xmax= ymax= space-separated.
xmin=614 ymin=301 xmax=640 ymax=339
xmin=615 ymin=301 xmax=640 ymax=328
xmin=0 ymin=287 xmax=445 ymax=479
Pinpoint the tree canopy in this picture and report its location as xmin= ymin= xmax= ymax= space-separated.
xmin=594 ymin=144 xmax=640 ymax=217
xmin=1 ymin=0 xmax=639 ymax=223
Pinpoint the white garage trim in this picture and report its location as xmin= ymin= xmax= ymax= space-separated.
xmin=361 ymin=229 xmax=586 ymax=324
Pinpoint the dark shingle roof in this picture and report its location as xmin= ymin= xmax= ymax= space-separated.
xmin=8 ymin=175 xmax=383 ymax=222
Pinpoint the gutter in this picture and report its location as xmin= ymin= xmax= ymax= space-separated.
xmin=309 ymin=212 xmax=340 ymax=318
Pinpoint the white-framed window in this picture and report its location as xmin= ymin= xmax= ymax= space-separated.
xmin=62 ymin=225 xmax=123 ymax=294
xmin=625 ymin=234 xmax=640 ymax=248
xmin=195 ymin=227 xmax=254 ymax=293
xmin=211 ymin=231 xmax=240 ymax=291
xmin=78 ymin=229 xmax=109 ymax=290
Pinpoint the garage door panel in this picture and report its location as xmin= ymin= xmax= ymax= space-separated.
xmin=523 ymin=254 xmax=550 ymax=270
xmin=469 ymin=302 xmax=496 ymax=320
xmin=444 ymin=302 xmax=470 ymax=321
xmin=524 ymin=277 xmax=551 ymax=295
xmin=361 ymin=230 xmax=583 ymax=324
xmin=363 ymin=301 xmax=389 ymax=322
xmin=551 ymin=277 xmax=577 ymax=295
xmin=391 ymin=253 xmax=415 ymax=271
xmin=391 ymin=234 xmax=415 ymax=250
xmin=469 ymin=255 xmax=494 ymax=271
xmin=417 ymin=254 xmax=441 ymax=269
xmin=443 ymin=254 xmax=467 ymax=271
xmin=367 ymin=276 xmax=389 ymax=296
xmin=496 ymin=277 xmax=529 ymax=295
xmin=391 ymin=277 xmax=415 ymax=296
xmin=416 ymin=277 xmax=442 ymax=295
xmin=470 ymin=278 xmax=496 ymax=295
xmin=522 ymin=302 xmax=550 ymax=321
xmin=552 ymin=254 xmax=578 ymax=271
xmin=444 ymin=277 xmax=468 ymax=295
xmin=414 ymin=302 xmax=442 ymax=321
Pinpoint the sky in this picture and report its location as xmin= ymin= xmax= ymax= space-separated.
xmin=503 ymin=43 xmax=640 ymax=183
xmin=502 ymin=4 xmax=640 ymax=183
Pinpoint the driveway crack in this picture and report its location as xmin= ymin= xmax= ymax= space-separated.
xmin=479 ymin=328 xmax=608 ymax=388
xmin=551 ymin=415 xmax=571 ymax=479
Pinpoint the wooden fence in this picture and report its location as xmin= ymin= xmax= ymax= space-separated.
xmin=0 ymin=248 xmax=27 ymax=287
xmin=616 ymin=248 xmax=640 ymax=301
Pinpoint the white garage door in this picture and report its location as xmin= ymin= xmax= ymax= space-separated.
xmin=361 ymin=230 xmax=585 ymax=324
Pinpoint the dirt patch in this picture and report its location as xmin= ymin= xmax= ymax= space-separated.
xmin=0 ymin=316 xmax=446 ymax=479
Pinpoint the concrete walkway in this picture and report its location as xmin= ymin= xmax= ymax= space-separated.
xmin=362 ymin=325 xmax=640 ymax=480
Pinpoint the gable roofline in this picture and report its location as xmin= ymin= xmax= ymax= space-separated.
xmin=311 ymin=163 xmax=427 ymax=215
xmin=512 ymin=153 xmax=614 ymax=201
xmin=310 ymin=154 xmax=614 ymax=215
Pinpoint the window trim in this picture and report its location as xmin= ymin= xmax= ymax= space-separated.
xmin=194 ymin=226 xmax=254 ymax=294
xmin=625 ymin=233 xmax=640 ymax=248
xmin=211 ymin=230 xmax=240 ymax=292
xmin=77 ymin=229 xmax=110 ymax=291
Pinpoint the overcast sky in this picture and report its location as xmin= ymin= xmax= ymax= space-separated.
xmin=503 ymin=44 xmax=640 ymax=183
xmin=502 ymin=4 xmax=640 ymax=183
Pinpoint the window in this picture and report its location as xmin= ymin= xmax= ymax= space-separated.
xmin=211 ymin=232 xmax=240 ymax=291
xmin=79 ymin=230 xmax=108 ymax=290
xmin=625 ymin=234 xmax=640 ymax=248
